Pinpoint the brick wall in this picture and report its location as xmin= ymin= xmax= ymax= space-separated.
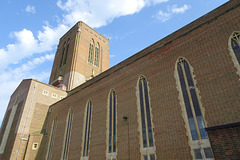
xmin=207 ymin=123 xmax=240 ymax=160
xmin=41 ymin=1 xmax=240 ymax=159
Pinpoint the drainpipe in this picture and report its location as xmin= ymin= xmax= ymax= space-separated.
xmin=22 ymin=135 xmax=30 ymax=160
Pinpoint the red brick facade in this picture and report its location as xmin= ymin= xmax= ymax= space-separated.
xmin=1 ymin=0 xmax=240 ymax=160
xmin=207 ymin=123 xmax=240 ymax=160
xmin=40 ymin=0 xmax=240 ymax=159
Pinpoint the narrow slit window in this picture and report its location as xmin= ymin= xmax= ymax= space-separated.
xmin=46 ymin=117 xmax=57 ymax=160
xmin=137 ymin=76 xmax=156 ymax=160
xmin=62 ymin=109 xmax=73 ymax=160
xmin=88 ymin=39 xmax=94 ymax=64
xmin=176 ymin=58 xmax=214 ymax=159
xmin=59 ymin=42 xmax=66 ymax=68
xmin=106 ymin=90 xmax=117 ymax=160
xmin=63 ymin=39 xmax=70 ymax=65
xmin=81 ymin=101 xmax=92 ymax=160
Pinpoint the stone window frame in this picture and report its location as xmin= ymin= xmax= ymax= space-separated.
xmin=174 ymin=57 xmax=214 ymax=160
xmin=81 ymin=100 xmax=93 ymax=160
xmin=51 ymin=93 xmax=58 ymax=98
xmin=136 ymin=75 xmax=156 ymax=160
xmin=228 ymin=31 xmax=240 ymax=77
xmin=61 ymin=109 xmax=74 ymax=160
xmin=106 ymin=89 xmax=117 ymax=160
xmin=42 ymin=90 xmax=49 ymax=96
xmin=88 ymin=39 xmax=100 ymax=68
xmin=32 ymin=142 xmax=38 ymax=150
xmin=46 ymin=116 xmax=57 ymax=160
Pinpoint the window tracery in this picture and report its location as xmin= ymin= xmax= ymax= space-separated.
xmin=176 ymin=57 xmax=214 ymax=160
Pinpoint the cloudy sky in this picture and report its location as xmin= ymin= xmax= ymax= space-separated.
xmin=0 ymin=0 xmax=228 ymax=123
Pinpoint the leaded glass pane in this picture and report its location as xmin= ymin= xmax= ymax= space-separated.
xmin=197 ymin=116 xmax=207 ymax=139
xmin=86 ymin=105 xmax=92 ymax=156
xmin=113 ymin=92 xmax=116 ymax=152
xmin=109 ymin=94 xmax=112 ymax=153
xmin=184 ymin=61 xmax=208 ymax=139
xmin=177 ymin=64 xmax=198 ymax=140
xmin=88 ymin=40 xmax=94 ymax=64
xmin=194 ymin=149 xmax=203 ymax=159
xmin=150 ymin=155 xmax=155 ymax=160
xmin=144 ymin=156 xmax=148 ymax=160
xmin=139 ymin=80 xmax=147 ymax=148
xmin=83 ymin=104 xmax=89 ymax=157
xmin=63 ymin=110 xmax=73 ymax=159
xmin=94 ymin=43 xmax=100 ymax=67
xmin=183 ymin=61 xmax=202 ymax=117
xmin=188 ymin=118 xmax=198 ymax=140
xmin=143 ymin=80 xmax=154 ymax=147
xmin=204 ymin=148 xmax=213 ymax=158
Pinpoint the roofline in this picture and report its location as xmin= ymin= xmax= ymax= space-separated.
xmin=68 ymin=0 xmax=239 ymax=96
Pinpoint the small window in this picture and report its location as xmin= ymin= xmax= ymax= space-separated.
xmin=42 ymin=90 xmax=49 ymax=95
xmin=60 ymin=96 xmax=64 ymax=100
xmin=52 ymin=93 xmax=57 ymax=98
xmin=32 ymin=143 xmax=38 ymax=150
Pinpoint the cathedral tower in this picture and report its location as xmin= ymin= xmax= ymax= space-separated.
xmin=49 ymin=21 xmax=109 ymax=91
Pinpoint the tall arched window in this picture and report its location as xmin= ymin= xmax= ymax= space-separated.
xmin=176 ymin=57 xmax=214 ymax=159
xmin=61 ymin=109 xmax=73 ymax=160
xmin=137 ymin=76 xmax=156 ymax=160
xmin=229 ymin=32 xmax=240 ymax=77
xmin=81 ymin=100 xmax=92 ymax=160
xmin=59 ymin=42 xmax=66 ymax=68
xmin=106 ymin=89 xmax=117 ymax=160
xmin=46 ymin=117 xmax=57 ymax=160
xmin=94 ymin=43 xmax=100 ymax=67
xmin=88 ymin=39 xmax=94 ymax=64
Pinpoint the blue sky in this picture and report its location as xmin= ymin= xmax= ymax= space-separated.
xmin=0 ymin=0 xmax=229 ymax=123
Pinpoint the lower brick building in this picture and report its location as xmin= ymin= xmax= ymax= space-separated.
xmin=1 ymin=0 xmax=240 ymax=159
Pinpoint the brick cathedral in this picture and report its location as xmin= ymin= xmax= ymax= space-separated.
xmin=0 ymin=0 xmax=240 ymax=159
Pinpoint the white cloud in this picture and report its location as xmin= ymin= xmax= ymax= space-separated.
xmin=25 ymin=5 xmax=36 ymax=14
xmin=156 ymin=4 xmax=191 ymax=22
xmin=0 ymin=0 xmax=170 ymax=122
xmin=172 ymin=4 xmax=191 ymax=14
xmin=57 ymin=0 xmax=168 ymax=28
xmin=0 ymin=54 xmax=54 ymax=122
xmin=0 ymin=24 xmax=68 ymax=69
